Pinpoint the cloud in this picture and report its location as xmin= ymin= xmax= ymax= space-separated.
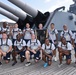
xmin=0 ymin=19 xmax=16 ymax=23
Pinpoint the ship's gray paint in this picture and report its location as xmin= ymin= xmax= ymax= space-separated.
xmin=8 ymin=0 xmax=38 ymax=18
xmin=0 ymin=2 xmax=27 ymax=20
xmin=48 ymin=11 xmax=76 ymax=30
xmin=7 ymin=0 xmax=76 ymax=31
xmin=0 ymin=0 xmax=76 ymax=31
xmin=0 ymin=8 xmax=19 ymax=22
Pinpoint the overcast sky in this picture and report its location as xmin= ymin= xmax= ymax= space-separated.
xmin=0 ymin=0 xmax=74 ymax=23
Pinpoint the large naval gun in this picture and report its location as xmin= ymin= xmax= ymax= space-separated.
xmin=0 ymin=2 xmax=34 ymax=29
xmin=8 ymin=0 xmax=76 ymax=30
xmin=0 ymin=0 xmax=76 ymax=30
xmin=0 ymin=8 xmax=19 ymax=22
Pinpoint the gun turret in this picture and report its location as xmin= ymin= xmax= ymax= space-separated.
xmin=8 ymin=0 xmax=38 ymax=18
xmin=68 ymin=0 xmax=76 ymax=15
xmin=8 ymin=0 xmax=50 ymax=28
xmin=0 ymin=2 xmax=34 ymax=29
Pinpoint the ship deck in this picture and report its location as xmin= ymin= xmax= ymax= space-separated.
xmin=0 ymin=50 xmax=76 ymax=75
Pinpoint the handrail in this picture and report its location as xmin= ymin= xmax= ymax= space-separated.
xmin=43 ymin=6 xmax=65 ymax=29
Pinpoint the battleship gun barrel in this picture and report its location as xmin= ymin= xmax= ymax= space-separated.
xmin=0 ymin=8 xmax=19 ymax=22
xmin=0 ymin=8 xmax=24 ymax=29
xmin=0 ymin=2 xmax=34 ymax=29
xmin=8 ymin=0 xmax=38 ymax=18
xmin=8 ymin=0 xmax=50 ymax=28
xmin=0 ymin=2 xmax=27 ymax=20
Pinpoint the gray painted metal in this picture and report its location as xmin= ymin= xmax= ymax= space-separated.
xmin=43 ymin=12 xmax=53 ymax=29
xmin=0 ymin=8 xmax=19 ymax=22
xmin=8 ymin=0 xmax=38 ymax=18
xmin=73 ymin=0 xmax=76 ymax=2
xmin=7 ymin=0 xmax=76 ymax=31
xmin=43 ymin=6 xmax=65 ymax=29
xmin=48 ymin=11 xmax=76 ymax=30
xmin=0 ymin=2 xmax=27 ymax=20
xmin=1 ymin=0 xmax=76 ymax=31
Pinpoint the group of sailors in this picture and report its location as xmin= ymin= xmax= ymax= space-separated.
xmin=0 ymin=22 xmax=76 ymax=68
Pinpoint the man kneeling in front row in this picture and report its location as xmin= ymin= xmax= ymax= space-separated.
xmin=25 ymin=34 xmax=41 ymax=66
xmin=58 ymin=37 xmax=72 ymax=67
xmin=0 ymin=33 xmax=12 ymax=65
xmin=42 ymin=38 xmax=55 ymax=67
xmin=12 ymin=33 xmax=26 ymax=66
